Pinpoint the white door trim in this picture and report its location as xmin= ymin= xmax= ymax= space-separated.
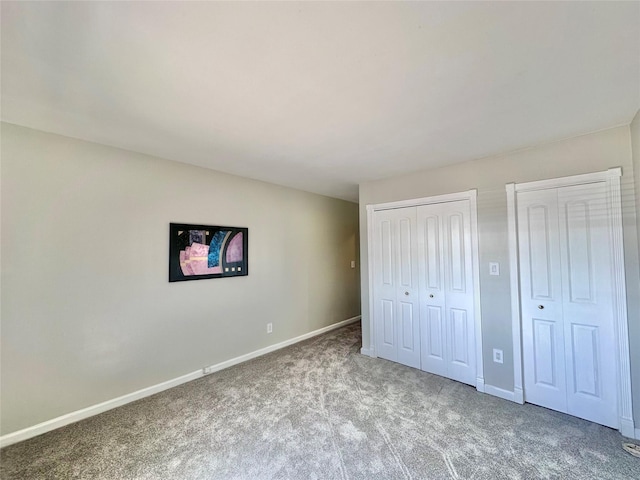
xmin=366 ymin=190 xmax=485 ymax=391
xmin=506 ymin=167 xmax=634 ymax=437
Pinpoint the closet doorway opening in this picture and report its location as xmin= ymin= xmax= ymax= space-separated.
xmin=367 ymin=190 xmax=485 ymax=391
xmin=506 ymin=168 xmax=634 ymax=437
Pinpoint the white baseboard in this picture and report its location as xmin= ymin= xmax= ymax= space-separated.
xmin=485 ymin=387 xmax=635 ymax=438
xmin=475 ymin=377 xmax=486 ymax=393
xmin=360 ymin=347 xmax=375 ymax=357
xmin=0 ymin=369 xmax=203 ymax=449
xmin=484 ymin=384 xmax=517 ymax=403
xmin=0 ymin=315 xmax=361 ymax=449
xmin=201 ymin=315 xmax=361 ymax=375
xmin=513 ymin=387 xmax=524 ymax=404
xmin=619 ymin=418 xmax=636 ymax=439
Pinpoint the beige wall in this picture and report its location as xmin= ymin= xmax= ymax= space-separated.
xmin=0 ymin=123 xmax=361 ymax=435
xmin=632 ymin=109 xmax=640 ymax=278
xmin=632 ymin=110 xmax=640 ymax=426
xmin=359 ymin=125 xmax=640 ymax=423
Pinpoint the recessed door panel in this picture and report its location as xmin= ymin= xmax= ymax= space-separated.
xmin=565 ymin=201 xmax=594 ymax=304
xmin=401 ymin=302 xmax=414 ymax=350
xmin=527 ymin=204 xmax=553 ymax=300
xmin=532 ymin=319 xmax=557 ymax=387
xmin=397 ymin=296 xmax=420 ymax=369
xmin=382 ymin=300 xmax=394 ymax=347
xmin=571 ymin=324 xmax=599 ymax=397
xmin=424 ymin=215 xmax=442 ymax=290
xmin=381 ymin=220 xmax=393 ymax=287
xmin=427 ymin=306 xmax=443 ymax=358
xmin=399 ymin=217 xmax=413 ymax=288
xmin=448 ymin=213 xmax=465 ymax=293
xmin=450 ymin=308 xmax=468 ymax=365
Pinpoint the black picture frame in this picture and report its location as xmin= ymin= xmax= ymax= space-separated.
xmin=169 ymin=223 xmax=248 ymax=282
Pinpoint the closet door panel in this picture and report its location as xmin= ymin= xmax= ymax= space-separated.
xmin=373 ymin=207 xmax=420 ymax=369
xmin=442 ymin=201 xmax=476 ymax=386
xmin=518 ymin=182 xmax=618 ymax=428
xmin=418 ymin=201 xmax=476 ymax=385
xmin=373 ymin=211 xmax=399 ymax=362
xmin=417 ymin=205 xmax=447 ymax=376
xmin=558 ymin=183 xmax=617 ymax=428
xmin=518 ymin=189 xmax=567 ymax=413
xmin=396 ymin=209 xmax=421 ymax=368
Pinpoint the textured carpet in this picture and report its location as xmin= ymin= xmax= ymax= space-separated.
xmin=2 ymin=322 xmax=639 ymax=479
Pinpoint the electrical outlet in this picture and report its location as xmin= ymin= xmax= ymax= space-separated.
xmin=267 ymin=322 xmax=273 ymax=334
xmin=493 ymin=348 xmax=504 ymax=364
xmin=350 ymin=260 xmax=356 ymax=269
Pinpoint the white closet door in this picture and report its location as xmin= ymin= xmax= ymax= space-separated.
xmin=373 ymin=210 xmax=398 ymax=362
xmin=557 ymin=183 xmax=617 ymax=428
xmin=518 ymin=190 xmax=567 ymax=412
xmin=442 ymin=201 xmax=476 ymax=385
xmin=417 ymin=204 xmax=447 ymax=377
xmin=518 ymin=189 xmax=567 ymax=412
xmin=518 ymin=183 xmax=617 ymax=428
xmin=417 ymin=200 xmax=476 ymax=386
xmin=373 ymin=207 xmax=420 ymax=368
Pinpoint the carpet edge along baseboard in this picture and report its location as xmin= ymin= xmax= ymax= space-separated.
xmin=0 ymin=316 xmax=362 ymax=448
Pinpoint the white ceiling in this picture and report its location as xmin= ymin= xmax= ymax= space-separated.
xmin=2 ymin=2 xmax=639 ymax=202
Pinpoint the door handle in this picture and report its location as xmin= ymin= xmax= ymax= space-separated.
xmin=429 ymin=294 xmax=434 ymax=298
xmin=405 ymin=291 xmax=409 ymax=296
xmin=538 ymin=305 xmax=544 ymax=310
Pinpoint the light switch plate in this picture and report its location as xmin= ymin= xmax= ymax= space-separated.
xmin=493 ymin=348 xmax=503 ymax=364
xmin=489 ymin=262 xmax=500 ymax=276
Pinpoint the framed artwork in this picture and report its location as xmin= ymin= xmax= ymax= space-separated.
xmin=169 ymin=223 xmax=248 ymax=282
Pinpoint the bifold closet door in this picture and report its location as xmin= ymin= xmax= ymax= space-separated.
xmin=517 ymin=189 xmax=566 ymax=413
xmin=372 ymin=207 xmax=421 ymax=368
xmin=417 ymin=201 xmax=476 ymax=386
xmin=517 ymin=182 xmax=617 ymax=428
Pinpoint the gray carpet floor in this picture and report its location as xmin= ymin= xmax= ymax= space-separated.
xmin=2 ymin=322 xmax=639 ymax=479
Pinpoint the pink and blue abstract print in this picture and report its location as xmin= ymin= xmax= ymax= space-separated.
xmin=169 ymin=223 xmax=248 ymax=282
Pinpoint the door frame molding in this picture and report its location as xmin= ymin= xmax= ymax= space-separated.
xmin=366 ymin=189 xmax=485 ymax=392
xmin=506 ymin=167 xmax=635 ymax=438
